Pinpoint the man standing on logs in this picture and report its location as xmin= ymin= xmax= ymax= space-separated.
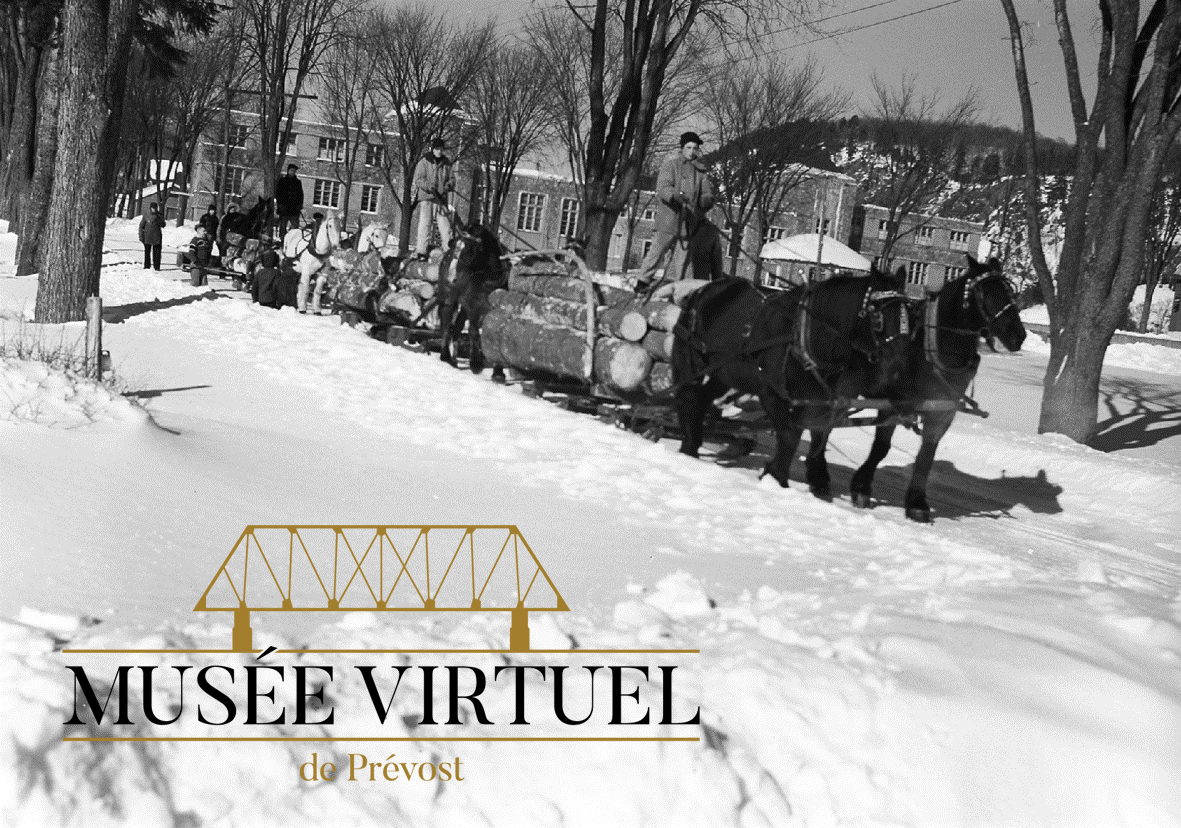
xmin=634 ymin=132 xmax=719 ymax=295
xmin=276 ymin=164 xmax=305 ymax=238
xmin=413 ymin=138 xmax=456 ymax=259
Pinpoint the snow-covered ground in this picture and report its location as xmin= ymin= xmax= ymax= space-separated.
xmin=2 ymin=220 xmax=1180 ymax=827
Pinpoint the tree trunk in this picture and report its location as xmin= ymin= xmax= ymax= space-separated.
xmin=35 ymin=0 xmax=136 ymax=323
xmin=1038 ymin=328 xmax=1106 ymax=443
xmin=0 ymin=44 xmax=43 ymax=224
xmin=15 ymin=46 xmax=58 ymax=278
xmin=583 ymin=198 xmax=619 ymax=272
xmin=400 ymin=171 xmax=414 ymax=254
xmin=1138 ymin=271 xmax=1160 ymax=333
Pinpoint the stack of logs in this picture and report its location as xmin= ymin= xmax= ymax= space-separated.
xmin=481 ymin=260 xmax=682 ymax=395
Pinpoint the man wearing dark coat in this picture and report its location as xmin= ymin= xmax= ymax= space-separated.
xmin=275 ymin=164 xmax=304 ymax=238
xmin=139 ymin=202 xmax=165 ymax=271
xmin=198 ymin=205 xmax=221 ymax=257
xmin=634 ymin=132 xmax=719 ymax=293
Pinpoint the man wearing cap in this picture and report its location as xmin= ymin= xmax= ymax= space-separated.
xmin=412 ymin=138 xmax=455 ymax=257
xmin=276 ymin=163 xmax=304 ymax=238
xmin=634 ymin=131 xmax=717 ymax=294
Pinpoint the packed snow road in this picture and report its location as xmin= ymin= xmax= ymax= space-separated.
xmin=2 ymin=248 xmax=1180 ymax=826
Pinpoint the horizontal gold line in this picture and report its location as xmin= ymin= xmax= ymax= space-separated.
xmin=244 ymin=526 xmax=521 ymax=530
xmin=60 ymin=649 xmax=701 ymax=655
xmin=63 ymin=737 xmax=700 ymax=743
xmin=193 ymin=608 xmax=569 ymax=613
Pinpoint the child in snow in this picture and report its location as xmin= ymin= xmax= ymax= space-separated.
xmin=188 ymin=226 xmax=213 ymax=287
xmin=253 ymin=248 xmax=282 ymax=308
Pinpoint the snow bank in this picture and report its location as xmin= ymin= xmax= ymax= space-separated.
xmin=1023 ymin=331 xmax=1181 ymax=377
xmin=0 ymin=358 xmax=147 ymax=428
xmin=0 ymin=231 xmax=16 ymax=267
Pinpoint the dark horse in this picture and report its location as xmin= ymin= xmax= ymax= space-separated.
xmin=671 ymin=273 xmax=912 ymax=488
xmin=436 ymin=213 xmax=508 ymax=375
xmin=806 ymin=255 xmax=1027 ymax=522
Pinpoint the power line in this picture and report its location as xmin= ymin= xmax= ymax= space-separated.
xmin=756 ymin=0 xmax=969 ymax=58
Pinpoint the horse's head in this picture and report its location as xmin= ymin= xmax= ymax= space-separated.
xmin=452 ymin=223 xmax=506 ymax=284
xmin=316 ymin=212 xmax=341 ymax=253
xmin=357 ymin=223 xmax=389 ymax=254
xmin=957 ymin=255 xmax=1026 ymax=352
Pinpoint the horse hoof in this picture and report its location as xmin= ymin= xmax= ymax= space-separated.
xmin=809 ymin=485 xmax=832 ymax=502
xmin=851 ymin=492 xmax=873 ymax=509
xmin=905 ymin=507 xmax=932 ymax=523
xmin=679 ymin=446 xmax=699 ymax=459
xmin=470 ymin=355 xmax=486 ymax=374
xmin=491 ymin=370 xmax=506 ymax=385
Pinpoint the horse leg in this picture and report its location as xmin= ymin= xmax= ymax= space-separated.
xmin=312 ymin=268 xmax=328 ymax=314
xmin=296 ymin=263 xmax=312 ymax=313
xmin=675 ymin=379 xmax=721 ymax=457
xmin=904 ymin=412 xmax=953 ymax=523
xmin=804 ymin=428 xmax=832 ymax=501
xmin=850 ymin=422 xmax=897 ymax=508
xmin=468 ymin=307 xmax=486 ymax=374
xmin=438 ymin=303 xmax=456 ymax=365
xmin=758 ymin=392 xmax=802 ymax=487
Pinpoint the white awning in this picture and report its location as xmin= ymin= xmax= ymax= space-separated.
xmin=759 ymin=233 xmax=872 ymax=272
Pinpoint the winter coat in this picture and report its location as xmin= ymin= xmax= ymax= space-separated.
xmin=139 ymin=211 xmax=165 ymax=246
xmin=189 ymin=234 xmax=212 ymax=266
xmin=276 ymin=175 xmax=304 ymax=216
xmin=654 ymin=152 xmax=716 ymax=236
xmin=198 ymin=211 xmax=220 ymax=239
xmin=412 ymin=153 xmax=454 ymax=205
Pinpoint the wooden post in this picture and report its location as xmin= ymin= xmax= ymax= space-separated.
xmin=85 ymin=296 xmax=102 ymax=379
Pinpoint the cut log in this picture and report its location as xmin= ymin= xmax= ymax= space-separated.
xmin=593 ymin=338 xmax=652 ymax=393
xmin=644 ymin=301 xmax=682 ymax=332
xmin=378 ymin=290 xmax=422 ymax=320
xmin=645 ymin=362 xmax=674 ymax=395
xmin=481 ymin=309 xmax=592 ymax=381
xmin=597 ymin=306 xmax=648 ymax=341
xmin=641 ymin=329 xmax=675 ymax=361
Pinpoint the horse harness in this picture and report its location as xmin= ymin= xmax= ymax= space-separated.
xmin=674 ymin=280 xmax=909 ymax=402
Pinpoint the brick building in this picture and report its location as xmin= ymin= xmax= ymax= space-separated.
xmin=849 ymin=204 xmax=984 ymax=291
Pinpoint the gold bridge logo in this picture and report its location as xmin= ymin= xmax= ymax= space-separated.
xmin=195 ymin=526 xmax=569 ymax=653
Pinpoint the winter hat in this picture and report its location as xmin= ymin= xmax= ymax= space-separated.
xmin=260 ymin=249 xmax=280 ymax=268
xmin=679 ymin=131 xmax=703 ymax=148
xmin=431 ymin=138 xmax=446 ymax=150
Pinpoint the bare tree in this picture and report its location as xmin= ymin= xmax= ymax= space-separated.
xmin=526 ymin=0 xmax=817 ymax=271
xmin=0 ymin=0 xmax=57 ymax=225
xmin=1140 ymin=175 xmax=1181 ymax=332
xmin=1000 ymin=0 xmax=1181 ymax=442
xmin=369 ymin=4 xmax=493 ymax=252
xmin=851 ymin=72 xmax=981 ymax=263
xmin=465 ymin=39 xmax=554 ymax=233
xmin=317 ymin=12 xmax=379 ymax=228
xmin=703 ymin=54 xmax=846 ymax=276
xmin=239 ymin=0 xmax=355 ymax=201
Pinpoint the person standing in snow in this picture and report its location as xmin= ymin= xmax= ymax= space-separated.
xmin=634 ymin=132 xmax=719 ymax=294
xmin=412 ymin=138 xmax=455 ymax=257
xmin=139 ymin=202 xmax=165 ymax=271
xmin=275 ymin=164 xmax=304 ymax=238
xmin=198 ymin=204 xmax=220 ymax=257
xmin=187 ymin=225 xmax=213 ymax=287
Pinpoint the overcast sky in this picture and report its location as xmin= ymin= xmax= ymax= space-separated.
xmin=426 ymin=0 xmax=1098 ymax=143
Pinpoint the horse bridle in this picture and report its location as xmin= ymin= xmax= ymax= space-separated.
xmin=924 ymin=266 xmax=1017 ymax=376
xmin=858 ymin=287 xmax=910 ymax=361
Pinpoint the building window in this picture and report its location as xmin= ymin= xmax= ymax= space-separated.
xmin=907 ymin=261 xmax=929 ymax=285
xmin=916 ymin=226 xmax=935 ymax=246
xmin=763 ymin=225 xmax=788 ymax=245
xmin=558 ymin=198 xmax=580 ymax=238
xmin=212 ymin=164 xmax=247 ymax=196
xmin=641 ymin=238 xmax=653 ymax=259
xmin=642 ymin=206 xmax=656 ymax=222
xmin=365 ymin=143 xmax=384 ymax=167
xmin=218 ymin=124 xmax=249 ymax=148
xmin=313 ymin=179 xmax=341 ymax=208
xmin=277 ymin=133 xmax=299 ymax=157
xmin=949 ymin=229 xmax=971 ymax=251
xmin=814 ymin=217 xmax=831 ymax=235
xmin=517 ymin=192 xmax=545 ymax=233
xmin=318 ymin=137 xmax=346 ymax=162
xmin=877 ymin=219 xmax=890 ymax=240
xmin=360 ymin=184 xmax=381 ymax=214
xmin=946 ymin=264 xmax=966 ymax=280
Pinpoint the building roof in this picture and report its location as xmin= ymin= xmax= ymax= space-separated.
xmin=761 ymin=233 xmax=872 ymax=270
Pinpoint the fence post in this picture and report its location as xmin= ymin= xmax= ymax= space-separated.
xmin=85 ymin=296 xmax=102 ymax=379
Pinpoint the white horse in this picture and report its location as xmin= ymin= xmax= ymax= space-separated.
xmin=284 ymin=213 xmax=342 ymax=314
xmin=354 ymin=222 xmax=390 ymax=254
